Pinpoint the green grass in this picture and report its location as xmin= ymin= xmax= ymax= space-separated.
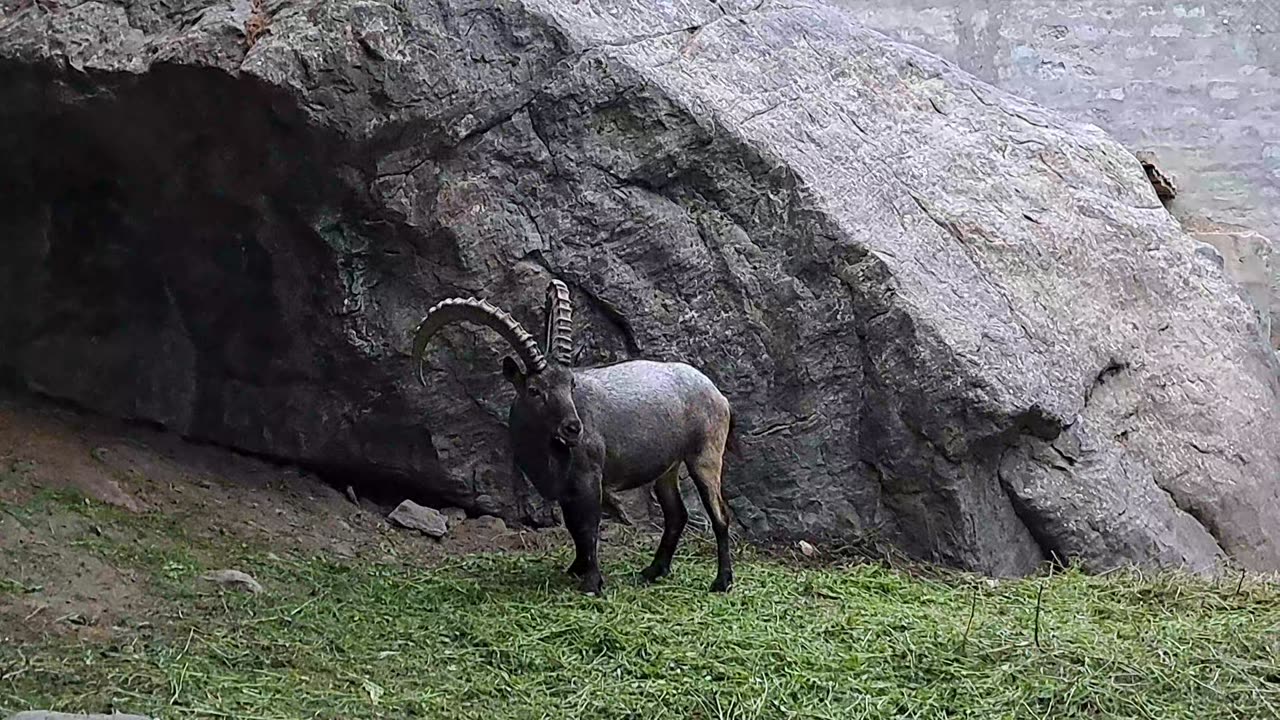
xmin=1 ymin=493 xmax=1278 ymax=719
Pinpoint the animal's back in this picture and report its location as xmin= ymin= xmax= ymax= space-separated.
xmin=576 ymin=360 xmax=730 ymax=490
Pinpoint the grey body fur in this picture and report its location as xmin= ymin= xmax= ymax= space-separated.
xmin=502 ymin=359 xmax=736 ymax=594
xmin=513 ymin=361 xmax=730 ymax=494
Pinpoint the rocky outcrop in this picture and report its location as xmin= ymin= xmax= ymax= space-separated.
xmin=1 ymin=0 xmax=1278 ymax=575
xmin=1135 ymin=151 xmax=1177 ymax=203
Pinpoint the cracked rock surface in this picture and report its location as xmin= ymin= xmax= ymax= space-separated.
xmin=1 ymin=0 xmax=1278 ymax=575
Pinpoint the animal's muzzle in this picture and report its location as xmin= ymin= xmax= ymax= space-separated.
xmin=556 ymin=418 xmax=583 ymax=447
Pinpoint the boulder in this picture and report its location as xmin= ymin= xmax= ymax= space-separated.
xmin=468 ymin=515 xmax=508 ymax=535
xmin=0 ymin=0 xmax=1277 ymax=575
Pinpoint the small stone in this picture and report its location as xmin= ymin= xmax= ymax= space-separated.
xmin=200 ymin=569 xmax=263 ymax=594
xmin=1134 ymin=150 xmax=1177 ymax=200
xmin=474 ymin=494 xmax=498 ymax=513
xmin=344 ymin=485 xmax=359 ymax=505
xmin=388 ymin=500 xmax=448 ymax=538
xmin=469 ymin=515 xmax=507 ymax=534
xmin=9 ymin=459 xmax=37 ymax=475
xmin=442 ymin=507 xmax=467 ymax=526
xmin=1193 ymin=242 xmax=1226 ymax=269
xmin=798 ymin=540 xmax=817 ymax=557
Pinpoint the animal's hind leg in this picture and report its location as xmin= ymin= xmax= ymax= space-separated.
xmin=602 ymin=487 xmax=634 ymax=526
xmin=686 ymin=446 xmax=734 ymax=593
xmin=640 ymin=466 xmax=687 ymax=583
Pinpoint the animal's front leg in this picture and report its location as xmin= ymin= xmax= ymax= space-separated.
xmin=564 ymin=526 xmax=589 ymax=578
xmin=560 ymin=483 xmax=603 ymax=595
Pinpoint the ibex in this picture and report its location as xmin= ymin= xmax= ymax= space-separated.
xmin=412 ymin=281 xmax=736 ymax=594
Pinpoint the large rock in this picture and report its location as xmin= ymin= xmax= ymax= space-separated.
xmin=1 ymin=0 xmax=1277 ymax=575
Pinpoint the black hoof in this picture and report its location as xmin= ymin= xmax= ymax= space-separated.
xmin=639 ymin=564 xmax=669 ymax=584
xmin=709 ymin=574 xmax=733 ymax=593
xmin=579 ymin=573 xmax=605 ymax=596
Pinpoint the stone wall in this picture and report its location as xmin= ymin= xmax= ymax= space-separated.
xmin=834 ymin=0 xmax=1280 ymax=348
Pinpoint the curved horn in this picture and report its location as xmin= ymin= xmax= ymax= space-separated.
xmin=412 ymin=297 xmax=546 ymax=385
xmin=543 ymin=279 xmax=574 ymax=365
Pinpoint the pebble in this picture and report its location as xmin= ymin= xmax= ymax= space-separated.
xmin=199 ymin=569 xmax=263 ymax=594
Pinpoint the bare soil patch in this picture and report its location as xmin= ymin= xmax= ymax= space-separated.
xmin=0 ymin=391 xmax=593 ymax=642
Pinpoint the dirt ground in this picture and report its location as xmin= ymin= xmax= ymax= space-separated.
xmin=0 ymin=391 xmax=633 ymax=644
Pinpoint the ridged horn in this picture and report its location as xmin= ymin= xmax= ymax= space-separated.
xmin=412 ymin=297 xmax=546 ymax=385
xmin=543 ymin=279 xmax=574 ymax=365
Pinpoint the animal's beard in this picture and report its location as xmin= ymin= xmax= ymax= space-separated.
xmin=548 ymin=436 xmax=574 ymax=483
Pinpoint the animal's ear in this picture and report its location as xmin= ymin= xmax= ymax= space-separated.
xmin=501 ymin=356 xmax=525 ymax=386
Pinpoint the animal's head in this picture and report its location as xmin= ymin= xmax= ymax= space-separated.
xmin=501 ymin=358 xmax=581 ymax=448
xmin=412 ymin=280 xmax=581 ymax=448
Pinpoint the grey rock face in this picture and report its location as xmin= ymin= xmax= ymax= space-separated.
xmin=388 ymin=500 xmax=448 ymax=538
xmin=1 ymin=0 xmax=1277 ymax=575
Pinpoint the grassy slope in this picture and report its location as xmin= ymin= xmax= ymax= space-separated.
xmin=2 ymin=490 xmax=1279 ymax=720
